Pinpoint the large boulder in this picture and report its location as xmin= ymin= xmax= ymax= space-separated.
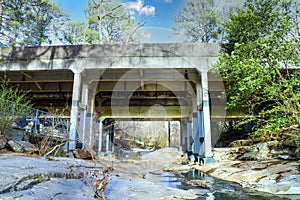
xmin=7 ymin=140 xmax=38 ymax=154
xmin=73 ymin=149 xmax=96 ymax=160
xmin=239 ymin=142 xmax=272 ymax=161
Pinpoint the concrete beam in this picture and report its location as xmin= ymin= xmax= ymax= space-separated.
xmin=99 ymin=105 xmax=193 ymax=119
xmin=0 ymin=44 xmax=221 ymax=71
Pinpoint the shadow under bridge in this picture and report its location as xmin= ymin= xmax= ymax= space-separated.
xmin=78 ymin=68 xmax=217 ymax=161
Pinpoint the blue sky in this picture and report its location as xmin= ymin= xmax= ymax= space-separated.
xmin=50 ymin=0 xmax=244 ymax=43
xmin=51 ymin=0 xmax=185 ymax=29
xmin=51 ymin=0 xmax=187 ymax=42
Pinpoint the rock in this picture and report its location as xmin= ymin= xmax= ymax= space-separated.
xmin=213 ymin=147 xmax=247 ymax=161
xmin=73 ymin=148 xmax=96 ymax=160
xmin=20 ymin=141 xmax=39 ymax=154
xmin=228 ymin=139 xmax=254 ymax=147
xmin=270 ymin=147 xmax=298 ymax=160
xmin=193 ymin=159 xmax=300 ymax=196
xmin=139 ymin=147 xmax=183 ymax=171
xmin=178 ymin=155 xmax=189 ymax=165
xmin=185 ymin=179 xmax=210 ymax=189
xmin=7 ymin=140 xmax=23 ymax=153
xmin=163 ymin=165 xmax=192 ymax=172
xmin=7 ymin=140 xmax=38 ymax=154
xmin=0 ymin=136 xmax=7 ymax=150
xmin=0 ymin=154 xmax=97 ymax=199
xmin=239 ymin=142 xmax=272 ymax=161
xmin=105 ymin=177 xmax=198 ymax=200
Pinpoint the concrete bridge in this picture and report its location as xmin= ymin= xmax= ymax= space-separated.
xmin=0 ymin=43 xmax=226 ymax=160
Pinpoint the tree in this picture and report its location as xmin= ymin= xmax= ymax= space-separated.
xmin=0 ymin=0 xmax=67 ymax=46
xmin=215 ymin=0 xmax=300 ymax=150
xmin=173 ymin=0 xmax=224 ymax=43
xmin=60 ymin=0 xmax=142 ymax=45
xmin=0 ymin=75 xmax=32 ymax=135
xmin=58 ymin=22 xmax=98 ymax=45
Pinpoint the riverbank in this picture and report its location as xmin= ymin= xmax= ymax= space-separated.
xmin=0 ymin=147 xmax=299 ymax=199
xmin=164 ymin=147 xmax=300 ymax=199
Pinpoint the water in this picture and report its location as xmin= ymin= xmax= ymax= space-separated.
xmin=154 ymin=169 xmax=293 ymax=200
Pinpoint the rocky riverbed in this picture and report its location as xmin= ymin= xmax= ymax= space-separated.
xmin=0 ymin=149 xmax=199 ymax=200
xmin=0 ymin=147 xmax=299 ymax=199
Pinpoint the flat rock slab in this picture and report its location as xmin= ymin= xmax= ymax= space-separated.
xmin=105 ymin=177 xmax=197 ymax=200
xmin=193 ymin=159 xmax=300 ymax=196
xmin=0 ymin=154 xmax=96 ymax=200
xmin=0 ymin=153 xmax=198 ymax=200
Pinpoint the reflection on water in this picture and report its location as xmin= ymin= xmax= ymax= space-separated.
xmin=155 ymin=169 xmax=292 ymax=200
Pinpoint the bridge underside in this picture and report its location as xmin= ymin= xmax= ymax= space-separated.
xmin=2 ymin=68 xmax=226 ymax=159
xmin=0 ymin=43 xmax=226 ymax=160
xmin=1 ymin=68 xmax=228 ymax=120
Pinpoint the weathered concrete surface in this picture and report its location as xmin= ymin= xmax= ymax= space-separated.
xmin=0 ymin=43 xmax=221 ymax=71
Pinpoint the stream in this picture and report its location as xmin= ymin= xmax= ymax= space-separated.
xmin=154 ymin=169 xmax=293 ymax=200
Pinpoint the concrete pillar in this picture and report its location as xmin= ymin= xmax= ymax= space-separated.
xmin=88 ymin=98 xmax=96 ymax=147
xmin=79 ymin=81 xmax=88 ymax=148
xmin=85 ymin=112 xmax=92 ymax=147
xmin=78 ymin=81 xmax=97 ymax=149
xmin=110 ymin=123 xmax=115 ymax=153
xmin=196 ymin=78 xmax=205 ymax=157
xmin=106 ymin=125 xmax=110 ymax=152
xmin=187 ymin=121 xmax=193 ymax=154
xmin=69 ymin=72 xmax=82 ymax=151
xmin=198 ymin=110 xmax=204 ymax=157
xmin=202 ymin=70 xmax=212 ymax=157
xmin=168 ymin=121 xmax=171 ymax=147
xmin=87 ymin=82 xmax=98 ymax=148
xmin=180 ymin=120 xmax=187 ymax=151
xmin=98 ymin=117 xmax=105 ymax=154
xmin=192 ymin=112 xmax=200 ymax=156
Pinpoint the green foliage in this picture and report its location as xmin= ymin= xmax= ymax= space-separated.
xmin=0 ymin=75 xmax=32 ymax=135
xmin=0 ymin=0 xmax=67 ymax=46
xmin=59 ymin=22 xmax=99 ymax=45
xmin=215 ymin=0 xmax=300 ymax=150
xmin=173 ymin=0 xmax=224 ymax=42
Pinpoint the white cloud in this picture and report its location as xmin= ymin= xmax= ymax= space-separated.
xmin=164 ymin=0 xmax=173 ymax=3
xmin=125 ymin=0 xmax=155 ymax=16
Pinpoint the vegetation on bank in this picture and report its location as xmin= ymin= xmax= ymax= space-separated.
xmin=0 ymin=75 xmax=32 ymax=135
xmin=214 ymin=0 xmax=300 ymax=151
